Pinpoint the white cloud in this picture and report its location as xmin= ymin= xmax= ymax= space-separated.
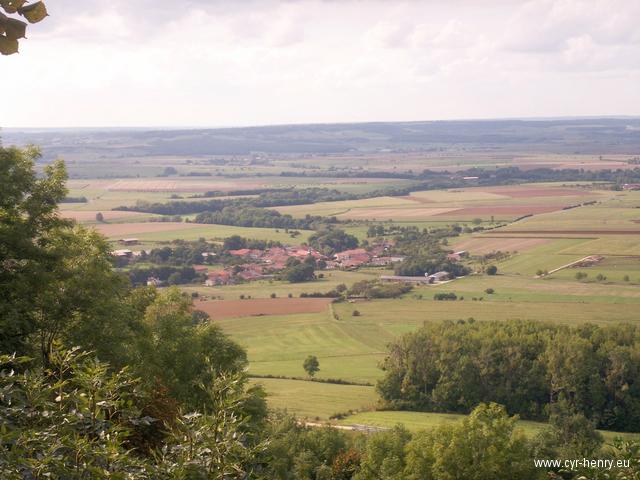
xmin=1 ymin=0 xmax=639 ymax=127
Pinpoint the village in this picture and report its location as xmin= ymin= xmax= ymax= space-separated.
xmin=111 ymin=237 xmax=427 ymax=287
xmin=202 ymin=241 xmax=409 ymax=286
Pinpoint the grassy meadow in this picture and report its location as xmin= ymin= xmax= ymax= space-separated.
xmin=67 ymin=170 xmax=639 ymax=433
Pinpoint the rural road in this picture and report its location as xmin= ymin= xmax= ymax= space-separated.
xmin=302 ymin=421 xmax=388 ymax=433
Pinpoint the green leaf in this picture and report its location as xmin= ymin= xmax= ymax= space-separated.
xmin=3 ymin=17 xmax=26 ymax=40
xmin=18 ymin=0 xmax=46 ymax=23
xmin=0 ymin=0 xmax=27 ymax=14
xmin=0 ymin=33 xmax=18 ymax=54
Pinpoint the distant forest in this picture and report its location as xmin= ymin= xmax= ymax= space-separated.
xmin=5 ymin=118 xmax=640 ymax=157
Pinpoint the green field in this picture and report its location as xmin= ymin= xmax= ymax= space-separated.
xmin=202 ymin=263 xmax=640 ymax=429
xmin=184 ymin=268 xmax=390 ymax=299
xmin=82 ymin=175 xmax=638 ymax=433
xmin=209 ymin=272 xmax=640 ymax=388
xmin=63 ymin=176 xmax=412 ymax=212
xmin=249 ymin=378 xmax=376 ymax=419
xmin=121 ymin=224 xmax=314 ymax=244
xmin=337 ymin=411 xmax=639 ymax=442
xmin=276 ymin=183 xmax=610 ymax=222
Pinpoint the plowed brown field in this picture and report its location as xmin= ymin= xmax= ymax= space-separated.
xmin=196 ymin=298 xmax=333 ymax=319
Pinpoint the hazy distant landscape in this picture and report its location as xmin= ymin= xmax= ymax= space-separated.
xmin=6 ymin=117 xmax=640 ymax=161
xmin=4 ymin=0 xmax=640 ymax=477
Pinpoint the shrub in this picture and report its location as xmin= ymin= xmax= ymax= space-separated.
xmin=352 ymin=310 xmax=361 ymax=317
xmin=270 ymin=293 xmax=276 ymax=298
xmin=486 ymin=265 xmax=498 ymax=275
xmin=485 ymin=288 xmax=495 ymax=294
xmin=434 ymin=292 xmax=457 ymax=301
xmin=303 ymin=355 xmax=320 ymax=377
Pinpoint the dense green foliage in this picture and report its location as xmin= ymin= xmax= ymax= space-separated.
xmin=282 ymin=165 xmax=640 ymax=187
xmin=391 ymin=227 xmax=471 ymax=278
xmin=279 ymin=259 xmax=316 ymax=283
xmin=303 ymin=355 xmax=320 ymax=377
xmin=118 ymin=188 xmax=348 ymax=218
xmin=221 ymin=235 xmax=281 ymax=252
xmin=0 ymin=348 xmax=267 ymax=479
xmin=309 ymin=229 xmax=359 ymax=255
xmin=0 ymin=147 xmax=130 ymax=363
xmin=348 ymin=280 xmax=413 ymax=299
xmin=394 ymin=256 xmax=468 ymax=277
xmin=195 ymin=206 xmax=329 ymax=230
xmin=378 ymin=319 xmax=640 ymax=431
xmin=355 ymin=404 xmax=538 ymax=480
xmin=127 ymin=265 xmax=202 ymax=286
xmin=144 ymin=239 xmax=215 ymax=265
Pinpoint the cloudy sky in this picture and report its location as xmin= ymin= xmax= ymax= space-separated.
xmin=2 ymin=0 xmax=639 ymax=127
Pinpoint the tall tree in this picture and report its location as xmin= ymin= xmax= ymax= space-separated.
xmin=1 ymin=146 xmax=68 ymax=356
xmin=0 ymin=146 xmax=132 ymax=364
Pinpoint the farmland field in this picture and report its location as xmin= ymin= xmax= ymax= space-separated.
xmin=94 ymin=222 xmax=314 ymax=244
xmin=60 ymin=210 xmax=150 ymax=222
xmin=197 ymin=298 xmax=334 ymax=319
xmin=25 ymin=135 xmax=640 ymax=436
xmin=183 ymin=268 xmax=389 ymax=300
xmin=336 ymin=411 xmax=639 ymax=441
xmin=249 ymin=378 xmax=376 ymax=420
xmin=276 ymin=183 xmax=607 ymax=222
xmin=93 ymin=177 xmax=640 ymax=433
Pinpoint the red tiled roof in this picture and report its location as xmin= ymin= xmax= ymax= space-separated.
xmin=335 ymin=248 xmax=369 ymax=258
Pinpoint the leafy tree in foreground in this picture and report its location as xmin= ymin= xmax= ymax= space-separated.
xmin=1 ymin=146 xmax=69 ymax=357
xmin=133 ymin=287 xmax=262 ymax=413
xmin=0 ymin=1 xmax=48 ymax=55
xmin=355 ymin=404 xmax=539 ymax=480
xmin=0 ymin=346 xmax=266 ymax=479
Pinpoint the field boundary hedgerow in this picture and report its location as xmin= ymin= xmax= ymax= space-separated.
xmin=248 ymin=373 xmax=373 ymax=386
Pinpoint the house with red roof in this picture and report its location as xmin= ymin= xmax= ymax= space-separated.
xmin=228 ymin=248 xmax=262 ymax=259
xmin=205 ymin=270 xmax=233 ymax=286
xmin=334 ymin=248 xmax=371 ymax=268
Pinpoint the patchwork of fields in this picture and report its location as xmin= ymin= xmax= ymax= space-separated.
xmin=65 ymin=174 xmax=640 ymax=432
xmin=202 ymin=266 xmax=640 ymax=425
xmin=276 ymin=183 xmax=608 ymax=222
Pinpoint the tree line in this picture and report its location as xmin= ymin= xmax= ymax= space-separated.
xmin=194 ymin=206 xmax=331 ymax=230
xmin=114 ymin=166 xmax=640 ymax=219
xmin=378 ymin=319 xmax=640 ymax=432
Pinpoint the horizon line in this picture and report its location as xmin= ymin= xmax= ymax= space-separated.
xmin=2 ymin=114 xmax=640 ymax=132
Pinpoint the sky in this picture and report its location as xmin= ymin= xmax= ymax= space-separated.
xmin=1 ymin=0 xmax=640 ymax=128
